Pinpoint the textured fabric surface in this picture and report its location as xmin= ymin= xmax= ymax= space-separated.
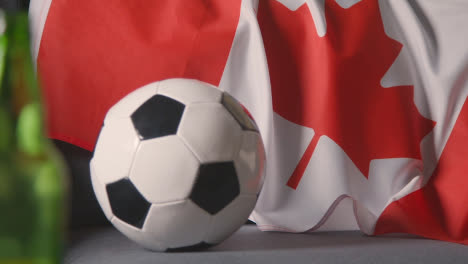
xmin=31 ymin=0 xmax=468 ymax=244
xmin=66 ymin=225 xmax=468 ymax=264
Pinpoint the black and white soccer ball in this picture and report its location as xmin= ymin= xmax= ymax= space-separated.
xmin=90 ymin=78 xmax=265 ymax=252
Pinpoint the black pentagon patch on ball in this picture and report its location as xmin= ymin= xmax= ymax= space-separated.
xmin=222 ymin=93 xmax=258 ymax=132
xmin=190 ymin=162 xmax=240 ymax=215
xmin=131 ymin=94 xmax=185 ymax=140
xmin=106 ymin=178 xmax=151 ymax=229
xmin=166 ymin=242 xmax=214 ymax=252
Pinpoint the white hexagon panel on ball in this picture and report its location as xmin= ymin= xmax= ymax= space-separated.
xmin=178 ymin=103 xmax=243 ymax=163
xmin=143 ymin=200 xmax=212 ymax=250
xmin=204 ymin=195 xmax=258 ymax=244
xmin=129 ymin=136 xmax=200 ymax=204
xmin=91 ymin=118 xmax=140 ymax=185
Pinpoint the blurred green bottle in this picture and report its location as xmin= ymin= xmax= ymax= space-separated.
xmin=0 ymin=5 xmax=68 ymax=264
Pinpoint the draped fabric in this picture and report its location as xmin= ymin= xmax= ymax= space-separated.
xmin=30 ymin=0 xmax=468 ymax=245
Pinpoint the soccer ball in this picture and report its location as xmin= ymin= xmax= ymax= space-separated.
xmin=90 ymin=78 xmax=265 ymax=252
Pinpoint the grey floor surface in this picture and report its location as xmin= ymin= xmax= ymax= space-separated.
xmin=66 ymin=225 xmax=468 ymax=264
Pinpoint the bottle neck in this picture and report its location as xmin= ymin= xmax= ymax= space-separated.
xmin=0 ymin=11 xmax=37 ymax=99
xmin=0 ymin=10 xmax=46 ymax=156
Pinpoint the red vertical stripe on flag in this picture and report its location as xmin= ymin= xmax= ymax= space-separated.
xmin=38 ymin=0 xmax=241 ymax=151
xmin=374 ymin=97 xmax=468 ymax=245
xmin=287 ymin=135 xmax=320 ymax=189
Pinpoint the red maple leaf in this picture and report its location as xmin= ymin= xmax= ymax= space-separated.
xmin=258 ymin=0 xmax=436 ymax=189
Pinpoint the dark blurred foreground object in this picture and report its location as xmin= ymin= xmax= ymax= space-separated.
xmin=53 ymin=140 xmax=109 ymax=228
xmin=0 ymin=0 xmax=30 ymax=11
xmin=0 ymin=7 xmax=68 ymax=264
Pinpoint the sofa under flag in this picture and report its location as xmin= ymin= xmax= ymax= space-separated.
xmin=30 ymin=0 xmax=468 ymax=245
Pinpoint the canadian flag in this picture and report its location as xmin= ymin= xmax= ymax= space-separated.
xmin=30 ymin=0 xmax=468 ymax=244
